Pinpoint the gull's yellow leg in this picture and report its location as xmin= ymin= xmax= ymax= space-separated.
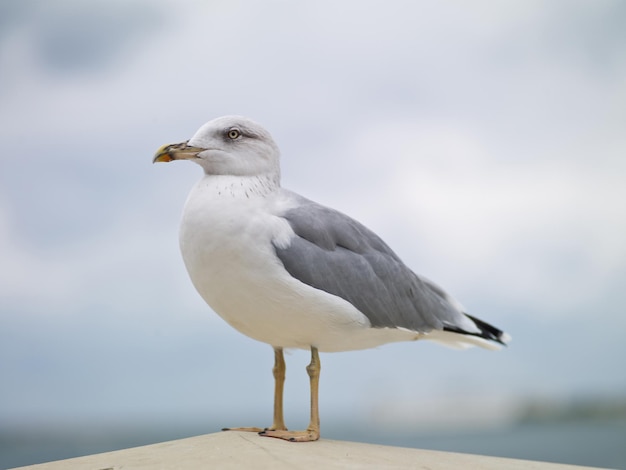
xmin=222 ymin=346 xmax=288 ymax=433
xmin=260 ymin=346 xmax=321 ymax=442
xmin=269 ymin=347 xmax=288 ymax=431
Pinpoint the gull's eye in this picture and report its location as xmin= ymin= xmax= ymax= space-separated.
xmin=227 ymin=128 xmax=241 ymax=140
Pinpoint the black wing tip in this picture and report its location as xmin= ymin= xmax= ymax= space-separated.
xmin=467 ymin=313 xmax=511 ymax=346
xmin=445 ymin=314 xmax=511 ymax=347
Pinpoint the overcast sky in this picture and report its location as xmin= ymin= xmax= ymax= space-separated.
xmin=1 ymin=0 xmax=625 ymax=433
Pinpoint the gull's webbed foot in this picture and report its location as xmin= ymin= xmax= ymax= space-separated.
xmin=259 ymin=428 xmax=320 ymax=442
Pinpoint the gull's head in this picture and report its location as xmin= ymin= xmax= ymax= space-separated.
xmin=153 ymin=116 xmax=280 ymax=178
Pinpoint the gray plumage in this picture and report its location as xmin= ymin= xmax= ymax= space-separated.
xmin=274 ymin=194 xmax=501 ymax=342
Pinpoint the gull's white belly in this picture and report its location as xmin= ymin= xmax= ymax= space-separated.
xmin=178 ymin=180 xmax=419 ymax=352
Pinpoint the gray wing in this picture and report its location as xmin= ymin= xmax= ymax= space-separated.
xmin=273 ymin=195 xmax=471 ymax=333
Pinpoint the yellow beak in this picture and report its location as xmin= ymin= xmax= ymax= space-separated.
xmin=153 ymin=142 xmax=205 ymax=163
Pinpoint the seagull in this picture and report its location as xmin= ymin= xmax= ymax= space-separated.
xmin=153 ymin=115 xmax=510 ymax=442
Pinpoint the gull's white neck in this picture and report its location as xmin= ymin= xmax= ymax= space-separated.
xmin=193 ymin=172 xmax=281 ymax=200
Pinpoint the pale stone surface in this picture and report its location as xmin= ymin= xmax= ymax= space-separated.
xmin=11 ymin=431 xmax=604 ymax=470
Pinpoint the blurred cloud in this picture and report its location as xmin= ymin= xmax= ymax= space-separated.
xmin=0 ymin=0 xmax=164 ymax=78
xmin=1 ymin=0 xmax=625 ymax=440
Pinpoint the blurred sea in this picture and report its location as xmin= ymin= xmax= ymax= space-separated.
xmin=2 ymin=418 xmax=625 ymax=470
